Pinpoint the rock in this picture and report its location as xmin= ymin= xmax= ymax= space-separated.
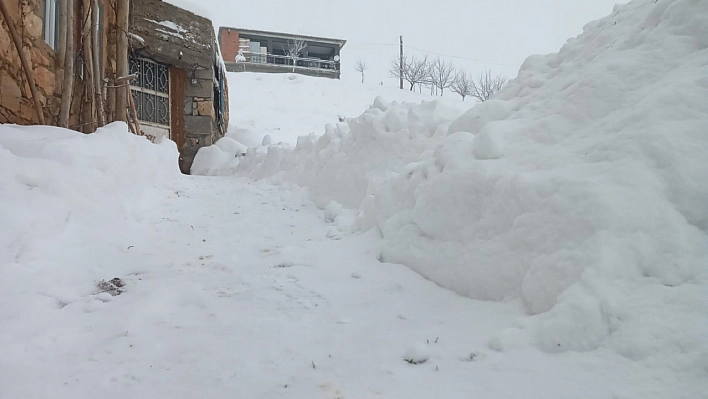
xmin=33 ymin=66 xmax=55 ymax=95
xmin=196 ymin=100 xmax=215 ymax=118
xmin=31 ymin=47 xmax=50 ymax=67
xmin=22 ymin=6 xmax=43 ymax=40
xmin=0 ymin=72 xmax=22 ymax=113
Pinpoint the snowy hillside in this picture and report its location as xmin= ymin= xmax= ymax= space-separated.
xmin=207 ymin=0 xmax=708 ymax=389
xmin=225 ymin=72 xmax=468 ymax=146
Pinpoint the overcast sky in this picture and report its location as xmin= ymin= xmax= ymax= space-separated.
xmin=168 ymin=0 xmax=627 ymax=85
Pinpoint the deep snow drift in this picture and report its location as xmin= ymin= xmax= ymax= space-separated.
xmin=5 ymin=123 xmax=684 ymax=398
xmin=190 ymin=72 xmax=469 ymax=175
xmin=226 ymin=72 xmax=465 ymax=147
xmin=0 ymin=123 xmax=180 ymax=268
xmin=0 ymin=124 xmax=181 ymax=319
xmin=199 ymin=0 xmax=708 ymax=383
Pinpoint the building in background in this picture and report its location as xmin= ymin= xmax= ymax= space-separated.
xmin=219 ymin=27 xmax=346 ymax=79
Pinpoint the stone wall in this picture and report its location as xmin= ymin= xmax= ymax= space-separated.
xmin=1 ymin=0 xmax=121 ymax=129
xmin=130 ymin=0 xmax=227 ymax=173
xmin=0 ymin=0 xmax=59 ymax=124
xmin=1 ymin=0 xmax=228 ymax=174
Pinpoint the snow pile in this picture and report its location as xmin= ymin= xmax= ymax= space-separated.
xmin=222 ymin=72 xmax=467 ymax=146
xmin=191 ymin=137 xmax=246 ymax=175
xmin=0 ymin=122 xmax=180 ymax=297
xmin=232 ymin=0 xmax=708 ymax=371
xmin=237 ymin=97 xmax=464 ymax=208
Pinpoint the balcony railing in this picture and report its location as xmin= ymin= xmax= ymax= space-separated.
xmin=236 ymin=51 xmax=340 ymax=72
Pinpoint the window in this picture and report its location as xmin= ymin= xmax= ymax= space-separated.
xmin=43 ymin=0 xmax=58 ymax=49
xmin=214 ymin=63 xmax=226 ymax=133
xmin=129 ymin=56 xmax=170 ymax=127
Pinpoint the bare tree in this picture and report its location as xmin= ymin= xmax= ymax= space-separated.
xmin=470 ymin=70 xmax=507 ymax=102
xmin=389 ymin=55 xmax=431 ymax=91
xmin=450 ymin=71 xmax=473 ymax=101
xmin=355 ymin=58 xmax=367 ymax=83
xmin=388 ymin=56 xmax=404 ymax=82
xmin=430 ymin=57 xmax=455 ymax=96
xmin=410 ymin=55 xmax=433 ymax=92
xmin=284 ymin=39 xmax=307 ymax=72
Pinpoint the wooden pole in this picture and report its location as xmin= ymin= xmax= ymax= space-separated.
xmin=57 ymin=0 xmax=67 ymax=68
xmin=115 ymin=0 xmax=129 ymax=122
xmin=399 ymin=35 xmax=404 ymax=90
xmin=127 ymin=86 xmax=141 ymax=135
xmin=91 ymin=0 xmax=105 ymax=127
xmin=82 ymin=0 xmax=96 ymax=132
xmin=0 ymin=0 xmax=46 ymax=124
xmin=59 ymin=0 xmax=75 ymax=127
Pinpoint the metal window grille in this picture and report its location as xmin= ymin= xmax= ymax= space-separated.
xmin=129 ymin=57 xmax=170 ymax=127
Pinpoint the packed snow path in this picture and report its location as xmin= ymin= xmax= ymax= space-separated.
xmin=3 ymin=175 xmax=700 ymax=399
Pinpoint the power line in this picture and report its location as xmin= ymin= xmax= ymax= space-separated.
xmin=404 ymin=45 xmax=518 ymax=66
xmin=346 ymin=40 xmax=518 ymax=67
xmin=346 ymin=41 xmax=399 ymax=47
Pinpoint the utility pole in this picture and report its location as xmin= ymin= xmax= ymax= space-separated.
xmin=399 ymin=35 xmax=404 ymax=90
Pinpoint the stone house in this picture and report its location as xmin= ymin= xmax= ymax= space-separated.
xmin=0 ymin=0 xmax=228 ymax=173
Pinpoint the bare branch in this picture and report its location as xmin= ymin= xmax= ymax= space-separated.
xmin=355 ymin=58 xmax=367 ymax=83
xmin=470 ymin=70 xmax=507 ymax=102
xmin=389 ymin=55 xmax=405 ymax=80
xmin=450 ymin=70 xmax=473 ymax=101
xmin=429 ymin=57 xmax=455 ymax=96
xmin=389 ymin=55 xmax=431 ymax=91
xmin=283 ymin=39 xmax=308 ymax=72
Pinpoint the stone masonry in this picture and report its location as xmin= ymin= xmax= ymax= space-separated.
xmin=0 ymin=0 xmax=59 ymax=124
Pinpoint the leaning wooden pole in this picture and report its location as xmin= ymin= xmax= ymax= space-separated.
xmin=59 ymin=0 xmax=75 ymax=127
xmin=115 ymin=0 xmax=130 ymax=122
xmin=0 ymin=0 xmax=46 ymax=124
xmin=91 ymin=0 xmax=105 ymax=127
xmin=82 ymin=0 xmax=96 ymax=131
xmin=127 ymin=86 xmax=141 ymax=135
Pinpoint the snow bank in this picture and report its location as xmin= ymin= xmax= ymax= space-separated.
xmin=191 ymin=137 xmax=246 ymax=175
xmin=222 ymin=72 xmax=468 ymax=147
xmin=232 ymin=0 xmax=708 ymax=371
xmin=0 ymin=122 xmax=180 ymax=300
xmin=237 ymin=97 xmax=464 ymax=208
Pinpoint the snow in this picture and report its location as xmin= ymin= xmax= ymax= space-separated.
xmin=403 ymin=342 xmax=432 ymax=365
xmin=6 ymin=123 xmax=700 ymax=398
xmin=155 ymin=20 xmax=188 ymax=34
xmin=202 ymin=0 xmax=708 ymax=393
xmin=223 ymin=72 xmax=468 ymax=146
xmin=235 ymin=49 xmax=247 ymax=63
xmin=190 ymin=137 xmax=245 ymax=176
xmin=2 ymin=0 xmax=707 ymax=397
xmin=144 ymin=18 xmax=188 ymax=40
xmin=323 ymin=200 xmax=344 ymax=223
xmin=127 ymin=32 xmax=146 ymax=46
